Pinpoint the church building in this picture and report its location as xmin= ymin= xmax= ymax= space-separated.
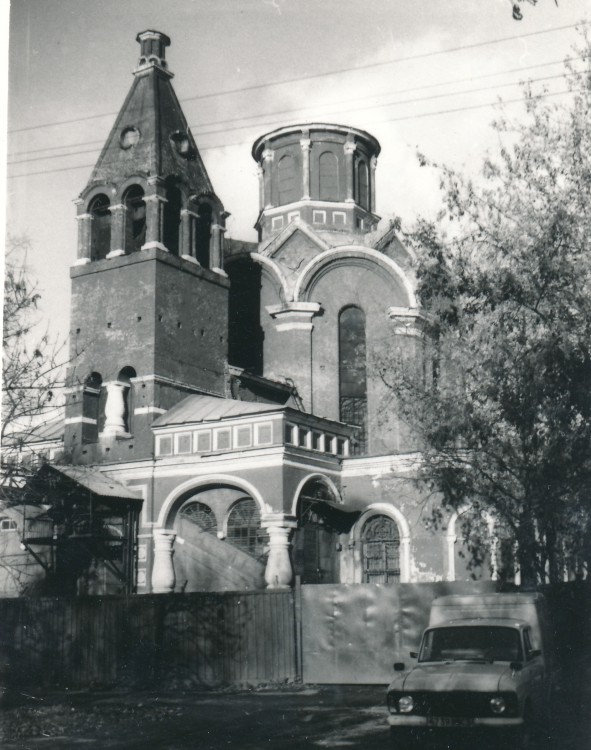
xmin=17 ymin=31 xmax=482 ymax=595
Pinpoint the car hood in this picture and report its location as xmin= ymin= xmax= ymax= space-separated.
xmin=390 ymin=662 xmax=514 ymax=693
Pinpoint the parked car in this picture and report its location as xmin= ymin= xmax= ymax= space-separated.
xmin=386 ymin=593 xmax=558 ymax=748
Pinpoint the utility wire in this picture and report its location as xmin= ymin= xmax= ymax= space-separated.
xmin=7 ymin=23 xmax=580 ymax=135
xmin=7 ymin=87 xmax=576 ymax=180
xmin=7 ymin=71 xmax=571 ymax=167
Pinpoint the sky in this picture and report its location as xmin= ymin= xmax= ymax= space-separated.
xmin=4 ymin=0 xmax=589 ymax=347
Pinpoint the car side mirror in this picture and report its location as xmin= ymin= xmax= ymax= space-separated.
xmin=510 ymin=661 xmax=523 ymax=672
xmin=393 ymin=662 xmax=406 ymax=672
xmin=409 ymin=652 xmax=418 ymax=659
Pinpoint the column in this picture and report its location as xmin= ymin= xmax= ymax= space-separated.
xmin=143 ymin=177 xmax=168 ymax=251
xmin=74 ymin=212 xmax=92 ymax=265
xmin=151 ymin=529 xmax=176 ymax=593
xmin=210 ymin=224 xmax=227 ymax=276
xmin=256 ymin=164 xmax=264 ymax=211
xmin=180 ymin=208 xmax=199 ymax=264
xmin=101 ymin=381 xmax=129 ymax=437
xmin=107 ymin=204 xmax=126 ymax=258
xmin=370 ymin=155 xmax=378 ymax=213
xmin=300 ymin=135 xmax=311 ymax=200
xmin=262 ymin=147 xmax=274 ymax=209
xmin=262 ymin=514 xmax=297 ymax=589
xmin=344 ymin=141 xmax=356 ymax=203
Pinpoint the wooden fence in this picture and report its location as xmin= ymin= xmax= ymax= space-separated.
xmin=0 ymin=590 xmax=297 ymax=689
xmin=0 ymin=581 xmax=588 ymax=690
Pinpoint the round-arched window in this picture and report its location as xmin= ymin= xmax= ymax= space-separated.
xmin=361 ymin=514 xmax=400 ymax=583
xmin=180 ymin=501 xmax=217 ymax=534
xmin=226 ymin=497 xmax=266 ymax=559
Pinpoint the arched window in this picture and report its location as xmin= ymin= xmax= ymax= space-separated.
xmin=319 ymin=151 xmax=339 ymax=201
xmin=180 ymin=501 xmax=217 ymax=534
xmin=357 ymin=159 xmax=369 ymax=210
xmin=123 ymin=186 xmax=146 ymax=254
xmin=277 ymin=154 xmax=298 ymax=205
xmin=339 ymin=306 xmax=368 ymax=454
xmin=226 ymin=497 xmax=265 ymax=559
xmin=195 ymin=202 xmax=212 ymax=268
xmin=163 ymin=178 xmax=182 ymax=255
xmin=89 ymin=194 xmax=111 ymax=261
xmin=117 ymin=366 xmax=136 ymax=434
xmin=361 ymin=515 xmax=400 ymax=583
xmin=83 ymin=372 xmax=102 ymax=443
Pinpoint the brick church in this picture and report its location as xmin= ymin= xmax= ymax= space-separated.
xmin=10 ymin=31 xmax=483 ymax=596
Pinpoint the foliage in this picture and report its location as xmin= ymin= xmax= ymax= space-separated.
xmin=381 ymin=31 xmax=591 ymax=584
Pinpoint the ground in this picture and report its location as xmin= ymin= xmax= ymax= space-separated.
xmin=0 ymin=684 xmax=589 ymax=750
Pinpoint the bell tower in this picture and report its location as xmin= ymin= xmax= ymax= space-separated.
xmin=65 ymin=31 xmax=230 ymax=465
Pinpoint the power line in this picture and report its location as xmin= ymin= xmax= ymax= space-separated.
xmin=8 ymin=23 xmax=580 ymax=135
xmin=7 ymin=87 xmax=576 ymax=181
xmin=7 ymin=71 xmax=571 ymax=167
xmin=9 ymin=56 xmax=569 ymax=161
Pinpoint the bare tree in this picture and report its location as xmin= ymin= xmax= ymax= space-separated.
xmin=2 ymin=236 xmax=67 ymax=483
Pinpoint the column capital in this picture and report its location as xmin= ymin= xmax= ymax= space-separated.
xmin=261 ymin=513 xmax=298 ymax=531
xmin=266 ymin=302 xmax=322 ymax=332
xmin=75 ymin=213 xmax=93 ymax=221
xmin=387 ymin=307 xmax=430 ymax=337
xmin=262 ymin=148 xmax=274 ymax=162
xmin=344 ymin=141 xmax=357 ymax=156
xmin=300 ymin=138 xmax=312 ymax=152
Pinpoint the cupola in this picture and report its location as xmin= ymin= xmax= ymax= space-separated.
xmin=252 ymin=124 xmax=381 ymax=241
xmin=135 ymin=30 xmax=171 ymax=75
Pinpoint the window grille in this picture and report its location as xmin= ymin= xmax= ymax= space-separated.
xmin=180 ymin=502 xmax=217 ymax=535
xmin=361 ymin=514 xmax=400 ymax=583
xmin=226 ymin=498 xmax=266 ymax=559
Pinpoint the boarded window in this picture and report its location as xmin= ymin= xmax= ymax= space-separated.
xmin=339 ymin=306 xmax=368 ymax=454
xmin=180 ymin=501 xmax=217 ymax=534
xmin=361 ymin=515 xmax=400 ymax=583
xmin=89 ymin=194 xmax=111 ymax=261
xmin=277 ymin=154 xmax=298 ymax=205
xmin=226 ymin=498 xmax=266 ymax=559
xmin=319 ymin=151 xmax=339 ymax=201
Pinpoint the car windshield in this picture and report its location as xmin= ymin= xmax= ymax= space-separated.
xmin=419 ymin=626 xmax=523 ymax=663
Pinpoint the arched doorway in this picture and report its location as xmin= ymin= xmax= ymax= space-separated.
xmin=292 ymin=479 xmax=357 ymax=584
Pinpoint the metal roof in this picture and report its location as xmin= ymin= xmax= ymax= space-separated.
xmin=47 ymin=464 xmax=142 ymax=502
xmin=152 ymin=394 xmax=285 ymax=428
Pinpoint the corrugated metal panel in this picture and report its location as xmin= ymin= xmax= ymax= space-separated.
xmin=301 ymin=581 xmax=500 ymax=684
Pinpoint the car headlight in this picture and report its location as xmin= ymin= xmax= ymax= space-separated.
xmin=399 ymin=695 xmax=414 ymax=713
xmin=490 ymin=696 xmax=506 ymax=714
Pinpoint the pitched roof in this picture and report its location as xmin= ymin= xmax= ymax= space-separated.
xmin=152 ymin=394 xmax=285 ymax=428
xmin=87 ymin=48 xmax=214 ymax=197
xmin=45 ymin=464 xmax=142 ymax=502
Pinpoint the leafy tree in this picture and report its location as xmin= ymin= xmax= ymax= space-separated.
xmin=381 ymin=32 xmax=591 ymax=585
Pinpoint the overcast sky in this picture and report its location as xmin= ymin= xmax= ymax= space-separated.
xmin=5 ymin=0 xmax=588 ymax=345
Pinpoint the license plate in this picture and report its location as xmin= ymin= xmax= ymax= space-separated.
xmin=426 ymin=717 xmax=475 ymax=728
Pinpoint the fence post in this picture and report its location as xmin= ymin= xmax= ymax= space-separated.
xmin=294 ymin=575 xmax=303 ymax=682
